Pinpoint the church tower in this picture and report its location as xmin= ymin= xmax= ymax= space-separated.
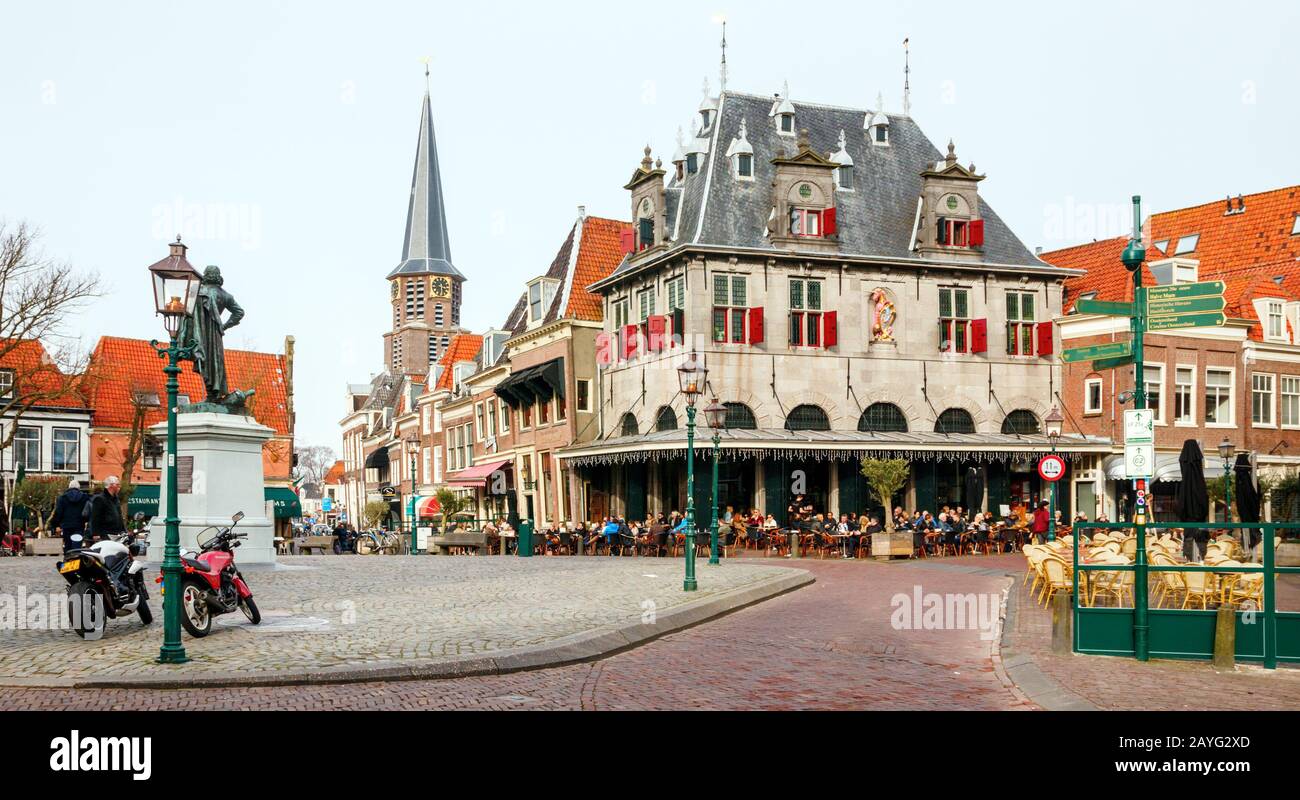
xmin=383 ymin=80 xmax=466 ymax=378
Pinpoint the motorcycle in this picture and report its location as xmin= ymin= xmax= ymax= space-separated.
xmin=57 ymin=513 xmax=153 ymax=638
xmin=168 ymin=511 xmax=260 ymax=637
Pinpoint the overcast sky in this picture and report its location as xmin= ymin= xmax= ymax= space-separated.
xmin=2 ymin=1 xmax=1296 ymax=451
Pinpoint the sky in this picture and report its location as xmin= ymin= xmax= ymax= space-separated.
xmin=2 ymin=1 xmax=1297 ymax=452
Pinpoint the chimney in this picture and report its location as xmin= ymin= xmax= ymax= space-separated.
xmin=1225 ymin=196 xmax=1233 ymax=214
xmin=169 ymin=235 xmax=187 ymax=258
xmin=1237 ymin=194 xmax=1246 ymax=212
xmin=577 ymin=205 xmax=586 ymax=220
xmin=1035 ymin=246 xmax=1043 ymax=255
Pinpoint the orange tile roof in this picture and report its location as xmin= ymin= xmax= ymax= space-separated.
xmin=1146 ymin=186 xmax=1300 ymax=272
xmin=0 ymin=339 xmax=88 ymax=408
xmin=1040 ymin=236 xmax=1155 ymax=308
xmin=565 ymin=216 xmax=632 ymax=322
xmin=433 ymin=334 xmax=483 ymax=391
xmin=324 ymin=459 xmax=344 ymax=484
xmin=87 ymin=336 xmax=292 ymax=434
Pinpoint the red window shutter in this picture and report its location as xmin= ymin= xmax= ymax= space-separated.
xmin=647 ymin=315 xmax=666 ymax=351
xmin=595 ymin=332 xmax=614 ymax=366
xmin=619 ymin=229 xmax=635 ymax=254
xmin=622 ymin=323 xmax=639 ymax=359
xmin=969 ymin=218 xmax=984 ymax=247
xmin=1036 ymin=320 xmax=1054 ymax=355
xmin=748 ymin=306 xmax=764 ymax=345
xmin=823 ymin=206 xmax=837 ymax=237
xmin=823 ymin=311 xmax=838 ymax=348
xmin=970 ymin=318 xmax=988 ymax=353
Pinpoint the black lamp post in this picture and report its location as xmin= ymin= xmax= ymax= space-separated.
xmin=676 ymin=351 xmax=707 ymax=591
xmin=405 ymin=434 xmax=421 ymax=554
xmin=1044 ymin=406 xmax=1064 ymax=542
xmin=1218 ymin=436 xmax=1235 ymax=523
xmin=148 ymin=237 xmax=201 ymax=665
xmin=703 ymin=396 xmax=727 ymax=565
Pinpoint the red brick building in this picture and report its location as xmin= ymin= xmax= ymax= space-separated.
xmin=1043 ymin=186 xmax=1300 ymax=521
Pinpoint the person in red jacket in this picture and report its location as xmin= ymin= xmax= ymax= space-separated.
xmin=1031 ymin=500 xmax=1051 ymax=544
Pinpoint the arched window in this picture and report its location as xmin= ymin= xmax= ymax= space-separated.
xmin=619 ymin=413 xmax=638 ymax=437
xmin=724 ymin=402 xmax=757 ymax=430
xmin=654 ymin=406 xmax=678 ymax=432
xmin=858 ymin=403 xmax=908 ymax=433
xmin=1001 ymin=409 xmax=1041 ymax=435
xmin=934 ymin=408 xmax=976 ymax=434
xmin=784 ymin=404 xmax=830 ymax=432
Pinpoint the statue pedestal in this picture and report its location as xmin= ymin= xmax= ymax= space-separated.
xmin=146 ymin=412 xmax=277 ymax=565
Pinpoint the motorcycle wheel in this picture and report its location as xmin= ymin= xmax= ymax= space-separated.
xmin=239 ymin=596 xmax=261 ymax=624
xmin=179 ymin=581 xmax=212 ymax=637
xmin=67 ymin=581 xmax=106 ymax=639
xmin=136 ymin=596 xmax=154 ymax=625
xmin=355 ymin=537 xmax=374 ymax=555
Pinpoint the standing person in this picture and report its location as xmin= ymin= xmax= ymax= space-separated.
xmin=1031 ymin=500 xmax=1050 ymax=545
xmin=87 ymin=476 xmax=126 ymax=544
xmin=53 ymin=479 xmax=91 ymax=553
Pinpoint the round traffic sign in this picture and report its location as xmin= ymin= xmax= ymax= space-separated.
xmin=1038 ymin=454 xmax=1066 ymax=482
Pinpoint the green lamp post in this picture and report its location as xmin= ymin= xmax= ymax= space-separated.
xmin=676 ymin=351 xmax=707 ymax=591
xmin=704 ymin=397 xmax=727 ymax=565
xmin=1044 ymin=406 xmax=1064 ymax=543
xmin=1120 ymin=195 xmax=1150 ymax=662
xmin=1218 ymin=437 xmax=1235 ymax=523
xmin=148 ymin=238 xmax=202 ymax=665
xmin=405 ymin=434 xmax=421 ymax=554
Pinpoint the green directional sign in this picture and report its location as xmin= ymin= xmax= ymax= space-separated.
xmin=1062 ymin=340 xmax=1132 ymax=363
xmin=1146 ymin=312 xmax=1227 ymax=331
xmin=1076 ymin=298 xmax=1135 ymax=316
xmin=1147 ymin=295 xmax=1226 ymax=316
xmin=1093 ymin=354 xmax=1135 ymax=371
xmin=1145 ymin=280 xmax=1225 ymax=301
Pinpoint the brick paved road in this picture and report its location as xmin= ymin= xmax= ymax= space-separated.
xmin=0 ymin=558 xmax=1031 ymax=710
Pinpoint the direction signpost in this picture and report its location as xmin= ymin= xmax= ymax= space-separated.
xmin=1146 ymin=312 xmax=1227 ymax=331
xmin=1061 ymin=340 xmax=1132 ymax=364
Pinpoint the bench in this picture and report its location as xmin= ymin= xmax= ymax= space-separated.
xmin=25 ymin=537 xmax=65 ymax=557
xmin=430 ymin=531 xmax=487 ymax=555
xmin=296 ymin=535 xmax=336 ymax=555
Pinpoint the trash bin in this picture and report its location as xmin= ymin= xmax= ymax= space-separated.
xmin=518 ymin=520 xmax=533 ymax=558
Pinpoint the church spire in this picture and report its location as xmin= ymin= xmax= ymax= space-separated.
xmin=388 ymin=73 xmax=463 ymax=280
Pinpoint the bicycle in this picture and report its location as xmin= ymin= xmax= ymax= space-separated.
xmin=353 ymin=528 xmax=403 ymax=555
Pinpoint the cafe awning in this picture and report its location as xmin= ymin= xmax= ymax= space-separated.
xmin=494 ymin=358 xmax=565 ymax=407
xmin=1102 ymin=453 xmax=1228 ymax=484
xmin=265 ymin=486 xmax=302 ymax=518
xmin=446 ymin=458 xmax=512 ymax=486
xmin=126 ymin=484 xmax=160 ymax=517
xmin=364 ymin=448 xmax=390 ymax=469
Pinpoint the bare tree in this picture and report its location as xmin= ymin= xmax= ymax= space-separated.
xmin=115 ymin=383 xmax=162 ymax=517
xmin=0 ymin=221 xmax=103 ymax=450
xmin=293 ymin=444 xmax=337 ymax=488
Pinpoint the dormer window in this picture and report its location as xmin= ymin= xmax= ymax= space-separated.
xmin=736 ymin=154 xmax=753 ymax=178
xmin=779 ymin=114 xmax=794 ymax=134
xmin=1173 ymin=234 xmax=1200 ymax=255
xmin=686 ymin=153 xmax=698 ymax=175
xmin=699 ymin=108 xmax=713 ymax=131
xmin=527 ymin=277 xmax=560 ymax=324
xmin=726 ymin=118 xmax=754 ymax=181
xmin=1266 ymin=300 xmax=1286 ymax=341
xmin=866 ymin=97 xmax=890 ymax=146
xmin=791 ymin=208 xmax=823 ymax=237
xmin=830 ymin=129 xmax=853 ymax=192
xmin=637 ymin=198 xmax=655 ymax=251
xmin=873 ymin=125 xmax=889 ymax=144
xmin=1291 ymin=214 xmax=1300 ymax=235
xmin=770 ymin=82 xmax=796 ymax=136
xmin=937 ymin=218 xmax=969 ymax=247
xmin=933 ymin=193 xmax=983 ymax=249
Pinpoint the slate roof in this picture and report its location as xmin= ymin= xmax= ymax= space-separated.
xmin=608 ymin=90 xmax=1042 ymax=280
xmin=387 ymin=91 xmax=464 ymax=280
xmin=87 ymin=336 xmax=291 ymax=434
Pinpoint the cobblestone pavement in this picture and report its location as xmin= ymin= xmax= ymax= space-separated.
xmin=0 ymin=555 xmax=796 ymax=684
xmin=0 ymin=557 xmax=1031 ymax=710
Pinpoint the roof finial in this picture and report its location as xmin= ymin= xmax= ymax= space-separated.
xmin=718 ymin=16 xmax=728 ymax=92
xmin=946 ymin=139 xmax=956 ymax=164
xmin=876 ymin=90 xmax=884 ymax=113
xmin=783 ymin=79 xmax=789 ymax=99
xmin=837 ymin=129 xmax=847 ymax=150
xmin=902 ymin=38 xmax=911 ymax=116
xmin=739 ymin=117 xmax=748 ymax=140
xmin=420 ymin=55 xmax=431 ymax=93
xmin=702 ymin=75 xmax=711 ymax=99
xmin=641 ymin=145 xmax=653 ymax=171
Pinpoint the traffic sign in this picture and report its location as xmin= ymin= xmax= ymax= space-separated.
xmin=1062 ymin=340 xmax=1132 ymax=364
xmin=1125 ymin=443 xmax=1155 ymax=479
xmin=1146 ymin=295 xmax=1226 ymax=315
xmin=1146 ymin=312 xmax=1227 ymax=331
xmin=1037 ymin=454 xmax=1066 ymax=482
xmin=1145 ymin=280 xmax=1225 ymax=301
xmin=1124 ymin=409 xmax=1154 ymax=443
xmin=1075 ymin=299 xmax=1134 ymax=316
xmin=1092 ymin=354 xmax=1134 ymax=371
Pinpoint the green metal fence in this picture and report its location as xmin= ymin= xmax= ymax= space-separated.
xmin=1070 ymin=521 xmax=1300 ymax=669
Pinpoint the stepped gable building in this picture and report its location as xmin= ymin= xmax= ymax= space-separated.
xmin=559 ymin=81 xmax=1106 ymax=524
xmin=1043 ymin=186 xmax=1300 ymax=522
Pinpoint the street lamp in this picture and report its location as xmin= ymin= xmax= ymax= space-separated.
xmin=148 ymin=237 xmax=201 ymax=665
xmin=405 ymin=434 xmax=421 ymax=555
xmin=676 ymin=351 xmax=708 ymax=591
xmin=1044 ymin=406 xmax=1064 ymax=543
xmin=704 ymin=397 xmax=727 ymax=565
xmin=1218 ymin=437 xmax=1235 ymax=523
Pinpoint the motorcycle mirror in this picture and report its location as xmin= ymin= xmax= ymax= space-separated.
xmin=232 ymin=511 xmax=245 ymax=524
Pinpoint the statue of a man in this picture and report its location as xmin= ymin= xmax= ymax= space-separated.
xmin=178 ymin=266 xmax=245 ymax=404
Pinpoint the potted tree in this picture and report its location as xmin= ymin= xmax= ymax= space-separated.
xmin=860 ymin=457 xmax=911 ymax=558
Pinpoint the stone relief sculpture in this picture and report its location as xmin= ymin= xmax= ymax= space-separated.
xmin=870 ymin=288 xmax=896 ymax=342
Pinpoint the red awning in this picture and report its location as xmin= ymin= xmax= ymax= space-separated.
xmin=414 ymin=496 xmax=441 ymax=518
xmin=446 ymin=459 xmax=512 ymax=486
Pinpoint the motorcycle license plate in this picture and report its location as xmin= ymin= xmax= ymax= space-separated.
xmin=59 ymin=559 xmax=80 ymax=574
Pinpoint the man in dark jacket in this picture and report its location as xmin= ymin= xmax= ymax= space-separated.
xmin=53 ymin=479 xmax=91 ymax=553
xmin=87 ymin=476 xmax=126 ymax=544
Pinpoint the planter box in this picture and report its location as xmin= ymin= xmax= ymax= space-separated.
xmin=871 ymin=531 xmax=913 ymax=559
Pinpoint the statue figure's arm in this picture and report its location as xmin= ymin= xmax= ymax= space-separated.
xmin=221 ymin=291 xmax=245 ymax=332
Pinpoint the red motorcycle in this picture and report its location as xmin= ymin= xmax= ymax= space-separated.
xmin=168 ymin=511 xmax=261 ymax=637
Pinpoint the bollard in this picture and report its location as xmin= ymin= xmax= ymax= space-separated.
xmin=499 ymin=533 xmax=506 ymax=556
xmin=1051 ymin=591 xmax=1072 ymax=655
xmin=789 ymin=528 xmax=800 ymax=559
xmin=518 ymin=520 xmax=533 ymax=558
xmin=1213 ymin=604 xmax=1236 ymax=670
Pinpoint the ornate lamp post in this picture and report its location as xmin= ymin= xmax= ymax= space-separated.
xmin=1044 ymin=406 xmax=1064 ymax=543
xmin=148 ymin=238 xmax=201 ymax=665
xmin=405 ymin=434 xmax=421 ymax=554
xmin=1218 ymin=437 xmax=1235 ymax=523
xmin=676 ymin=352 xmax=707 ymax=591
xmin=704 ymin=397 xmax=727 ymax=565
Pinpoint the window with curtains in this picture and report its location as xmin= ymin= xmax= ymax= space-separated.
xmin=788 ymin=278 xmax=822 ymax=347
xmin=938 ymin=287 xmax=971 ymax=353
xmin=712 ymin=274 xmax=747 ymax=343
xmin=1005 ymin=291 xmax=1036 ymax=355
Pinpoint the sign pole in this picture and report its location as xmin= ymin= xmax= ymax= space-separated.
xmin=1122 ymin=196 xmax=1150 ymax=663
